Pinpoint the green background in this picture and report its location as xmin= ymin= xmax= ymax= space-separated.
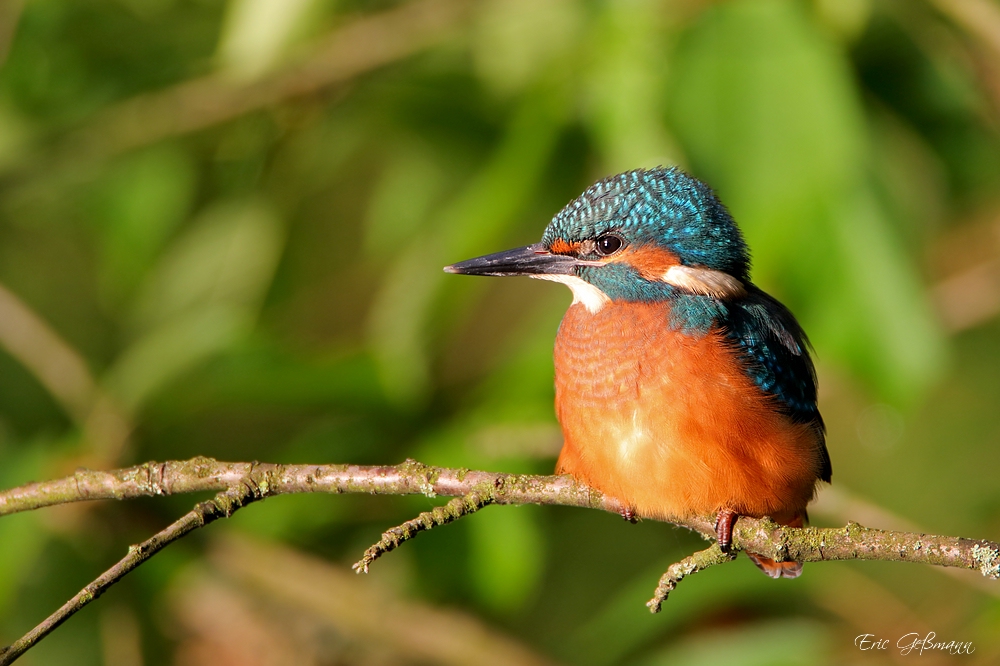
xmin=0 ymin=0 xmax=998 ymax=663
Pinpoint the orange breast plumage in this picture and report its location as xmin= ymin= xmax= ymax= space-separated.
xmin=553 ymin=300 xmax=826 ymax=524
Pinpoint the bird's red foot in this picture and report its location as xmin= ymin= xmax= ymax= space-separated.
xmin=715 ymin=509 xmax=738 ymax=552
xmin=620 ymin=506 xmax=638 ymax=524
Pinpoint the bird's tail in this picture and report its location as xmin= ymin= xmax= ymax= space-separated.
xmin=746 ymin=513 xmax=804 ymax=579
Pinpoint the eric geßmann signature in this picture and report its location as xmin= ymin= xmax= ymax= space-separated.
xmin=855 ymin=632 xmax=975 ymax=656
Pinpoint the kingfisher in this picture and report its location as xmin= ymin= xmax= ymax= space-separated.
xmin=444 ymin=167 xmax=831 ymax=578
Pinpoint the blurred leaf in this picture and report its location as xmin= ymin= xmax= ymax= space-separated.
xmin=106 ymin=199 xmax=284 ymax=411
xmin=413 ymin=305 xmax=564 ymax=469
xmin=473 ymin=0 xmax=582 ymax=95
xmin=564 ymin=556 xmax=777 ymax=665
xmin=90 ymin=146 xmax=196 ymax=305
xmin=869 ymin=108 xmax=946 ymax=244
xmin=367 ymin=89 xmax=567 ymax=407
xmin=364 ymin=144 xmax=447 ymax=258
xmin=229 ymin=493 xmax=344 ymax=541
xmin=365 ymin=242 xmax=438 ymax=408
xmin=468 ymin=505 xmax=545 ymax=613
xmin=132 ymin=198 xmax=283 ymax=331
xmin=641 ymin=619 xmax=831 ymax=666
xmin=105 ymin=306 xmax=251 ymax=412
xmin=156 ymin=346 xmax=386 ymax=413
xmin=670 ymin=0 xmax=863 ymax=264
xmin=669 ymin=0 xmax=946 ymax=404
xmin=216 ymin=0 xmax=321 ymax=80
xmin=0 ymin=443 xmax=53 ymax=616
xmin=813 ymin=0 xmax=872 ymax=41
xmin=0 ymin=99 xmax=33 ymax=172
xmin=583 ymin=0 xmax=683 ymax=171
xmin=826 ymin=189 xmax=947 ymax=403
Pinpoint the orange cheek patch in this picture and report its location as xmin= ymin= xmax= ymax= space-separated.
xmin=549 ymin=239 xmax=581 ymax=255
xmin=614 ymin=246 xmax=681 ymax=280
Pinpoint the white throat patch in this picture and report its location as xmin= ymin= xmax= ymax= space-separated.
xmin=531 ymin=274 xmax=610 ymax=313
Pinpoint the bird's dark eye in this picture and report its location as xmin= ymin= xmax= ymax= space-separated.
xmin=595 ymin=234 xmax=623 ymax=256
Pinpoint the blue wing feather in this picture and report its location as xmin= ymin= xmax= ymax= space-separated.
xmin=722 ymin=286 xmax=831 ymax=482
xmin=654 ymin=282 xmax=832 ymax=484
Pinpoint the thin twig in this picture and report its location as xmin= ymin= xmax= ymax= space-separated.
xmin=212 ymin=535 xmax=557 ymax=666
xmin=353 ymin=489 xmax=495 ymax=573
xmin=1 ymin=0 xmax=469 ymax=189
xmin=0 ymin=283 xmax=103 ymax=423
xmin=928 ymin=0 xmax=1000 ymax=61
xmin=0 ymin=0 xmax=24 ymax=69
xmin=0 ymin=480 xmax=266 ymax=666
xmin=73 ymin=0 xmax=468 ymax=157
xmin=646 ymin=544 xmax=736 ymax=613
xmin=0 ymin=283 xmax=131 ymax=460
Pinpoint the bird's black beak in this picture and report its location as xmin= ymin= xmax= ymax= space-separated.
xmin=444 ymin=243 xmax=576 ymax=277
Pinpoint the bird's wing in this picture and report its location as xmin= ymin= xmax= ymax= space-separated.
xmin=723 ymin=286 xmax=831 ymax=483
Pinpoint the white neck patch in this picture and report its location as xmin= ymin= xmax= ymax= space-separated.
xmin=661 ymin=265 xmax=746 ymax=299
xmin=531 ymin=274 xmax=610 ymax=313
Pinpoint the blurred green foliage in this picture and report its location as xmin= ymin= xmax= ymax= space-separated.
xmin=0 ymin=0 xmax=999 ymax=664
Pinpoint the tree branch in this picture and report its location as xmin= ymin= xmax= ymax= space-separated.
xmin=0 ymin=456 xmax=619 ymax=517
xmin=0 ymin=457 xmax=997 ymax=663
